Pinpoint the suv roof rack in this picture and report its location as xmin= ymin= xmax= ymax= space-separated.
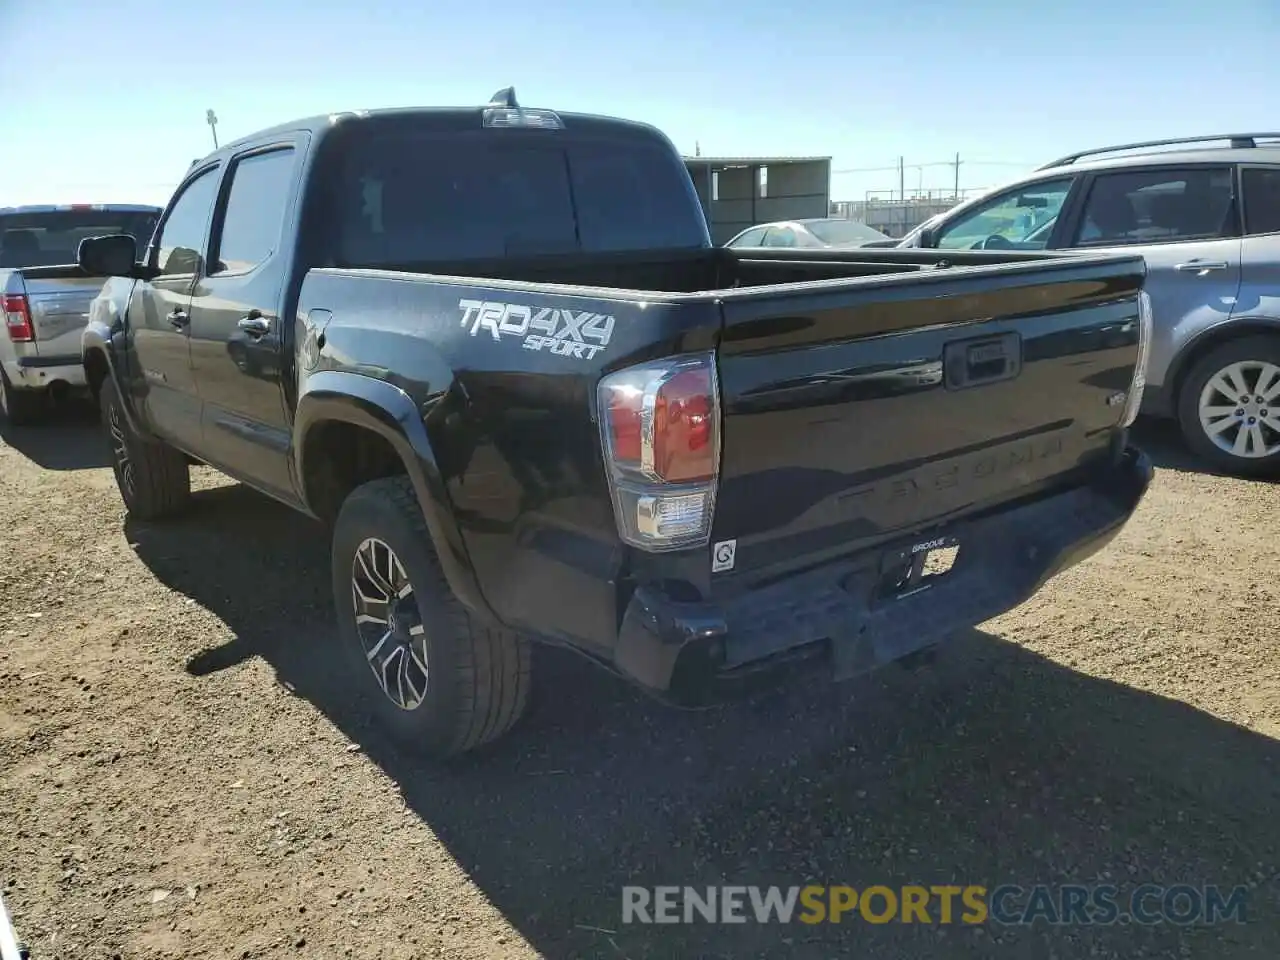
xmin=1037 ymin=133 xmax=1280 ymax=171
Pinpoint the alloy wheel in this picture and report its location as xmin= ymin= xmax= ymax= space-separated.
xmin=1197 ymin=360 xmax=1280 ymax=460
xmin=350 ymin=537 xmax=429 ymax=711
xmin=107 ymin=402 xmax=136 ymax=497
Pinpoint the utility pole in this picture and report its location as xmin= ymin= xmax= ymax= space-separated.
xmin=953 ymin=152 xmax=962 ymax=199
xmin=898 ymin=156 xmax=905 ymax=203
xmin=206 ymin=108 xmax=219 ymax=150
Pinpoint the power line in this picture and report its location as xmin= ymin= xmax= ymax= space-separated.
xmin=831 ymin=158 xmax=1034 ymax=175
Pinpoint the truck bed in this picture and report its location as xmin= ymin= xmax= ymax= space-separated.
xmin=298 ymin=243 xmax=1148 ymax=683
xmin=329 ymin=244 xmax=1065 ymax=296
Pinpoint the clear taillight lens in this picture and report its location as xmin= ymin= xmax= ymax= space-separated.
xmin=598 ymin=352 xmax=720 ymax=551
xmin=1120 ymin=290 xmax=1153 ymax=428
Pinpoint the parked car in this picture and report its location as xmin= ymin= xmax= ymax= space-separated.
xmin=0 ymin=203 xmax=161 ymax=424
xmin=725 ymin=217 xmax=890 ymax=249
xmin=897 ymin=133 xmax=1280 ymax=476
xmin=79 ymin=87 xmax=1152 ymax=759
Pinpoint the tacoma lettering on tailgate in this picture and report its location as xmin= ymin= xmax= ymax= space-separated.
xmin=458 ymin=298 xmax=615 ymax=360
xmin=836 ymin=433 xmax=1067 ymax=519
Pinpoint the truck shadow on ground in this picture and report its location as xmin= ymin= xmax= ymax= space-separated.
xmin=125 ymin=482 xmax=1280 ymax=960
xmin=0 ymin=398 xmax=113 ymax=471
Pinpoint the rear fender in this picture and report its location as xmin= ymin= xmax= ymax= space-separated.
xmin=293 ymin=370 xmax=494 ymax=620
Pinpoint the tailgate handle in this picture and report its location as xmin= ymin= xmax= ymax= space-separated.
xmin=944 ymin=332 xmax=1022 ymax=390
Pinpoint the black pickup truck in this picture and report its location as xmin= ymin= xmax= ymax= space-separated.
xmin=78 ymin=88 xmax=1154 ymax=758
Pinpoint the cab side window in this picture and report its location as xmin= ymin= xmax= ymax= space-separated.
xmin=934 ymin=178 xmax=1073 ymax=251
xmin=155 ymin=167 xmax=221 ymax=277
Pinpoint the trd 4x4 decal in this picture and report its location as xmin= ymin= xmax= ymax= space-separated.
xmin=458 ymin=298 xmax=615 ymax=360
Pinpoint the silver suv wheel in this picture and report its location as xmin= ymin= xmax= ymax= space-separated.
xmin=1196 ymin=359 xmax=1280 ymax=459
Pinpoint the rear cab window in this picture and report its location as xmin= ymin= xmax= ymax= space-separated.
xmin=320 ymin=121 xmax=709 ymax=267
xmin=0 ymin=207 xmax=160 ymax=269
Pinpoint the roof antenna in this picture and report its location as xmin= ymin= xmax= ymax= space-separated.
xmin=488 ymin=87 xmax=518 ymax=109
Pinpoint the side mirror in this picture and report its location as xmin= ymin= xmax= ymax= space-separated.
xmin=910 ymin=226 xmax=935 ymax=249
xmin=77 ymin=234 xmax=139 ymax=277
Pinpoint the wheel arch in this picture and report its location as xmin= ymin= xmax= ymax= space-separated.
xmin=1166 ymin=316 xmax=1280 ymax=417
xmin=293 ymin=370 xmax=494 ymax=621
xmin=82 ymin=320 xmax=153 ymax=438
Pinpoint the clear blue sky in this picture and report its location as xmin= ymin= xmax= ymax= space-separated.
xmin=3 ymin=0 xmax=1278 ymax=207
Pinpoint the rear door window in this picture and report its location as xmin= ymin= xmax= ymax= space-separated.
xmin=1070 ymin=167 xmax=1236 ymax=246
xmin=330 ymin=130 xmax=707 ymax=266
xmin=210 ymin=147 xmax=298 ymax=275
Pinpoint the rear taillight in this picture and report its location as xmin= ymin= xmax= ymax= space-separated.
xmin=598 ymin=352 xmax=721 ymax=551
xmin=1120 ymin=290 xmax=1153 ymax=428
xmin=2 ymin=294 xmax=33 ymax=342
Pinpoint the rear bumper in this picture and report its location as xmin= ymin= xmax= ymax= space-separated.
xmin=3 ymin=354 xmax=87 ymax=391
xmin=613 ymin=444 xmax=1154 ymax=703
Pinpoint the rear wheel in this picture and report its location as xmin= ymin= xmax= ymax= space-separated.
xmin=331 ymin=475 xmax=531 ymax=759
xmin=0 ymin=368 xmax=44 ymax=426
xmin=98 ymin=377 xmax=192 ymax=519
xmin=1177 ymin=335 xmax=1280 ymax=477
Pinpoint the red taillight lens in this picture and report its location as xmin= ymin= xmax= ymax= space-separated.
xmin=602 ymin=363 xmax=717 ymax=483
xmin=652 ymin=368 xmax=715 ymax=482
xmin=606 ymin=384 xmax=644 ymax=466
xmin=2 ymin=294 xmax=33 ymax=342
xmin=598 ymin=353 xmax=721 ymax=551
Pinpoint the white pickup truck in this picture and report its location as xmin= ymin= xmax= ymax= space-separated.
xmin=1 ymin=204 xmax=160 ymax=424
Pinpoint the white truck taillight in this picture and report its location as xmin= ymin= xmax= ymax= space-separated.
xmin=2 ymin=293 xmax=33 ymax=345
xmin=2 ymin=294 xmax=34 ymax=343
xmin=1120 ymin=290 xmax=1153 ymax=429
xmin=597 ymin=351 xmax=721 ymax=551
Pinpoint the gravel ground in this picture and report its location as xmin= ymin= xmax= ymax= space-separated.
xmin=1 ymin=405 xmax=1279 ymax=960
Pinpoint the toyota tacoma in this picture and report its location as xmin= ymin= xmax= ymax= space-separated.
xmin=78 ymin=88 xmax=1154 ymax=758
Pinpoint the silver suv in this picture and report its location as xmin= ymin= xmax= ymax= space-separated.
xmin=898 ymin=133 xmax=1280 ymax=477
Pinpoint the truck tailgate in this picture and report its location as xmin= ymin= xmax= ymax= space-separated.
xmin=6 ymin=267 xmax=103 ymax=357
xmin=711 ymin=255 xmax=1146 ymax=582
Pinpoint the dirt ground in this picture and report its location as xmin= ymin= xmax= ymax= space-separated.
xmin=1 ymin=405 xmax=1279 ymax=960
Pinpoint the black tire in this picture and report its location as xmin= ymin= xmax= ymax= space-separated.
xmin=0 ymin=367 xmax=44 ymax=426
xmin=1176 ymin=335 xmax=1280 ymax=477
xmin=99 ymin=377 xmax=192 ymax=520
xmin=331 ymin=475 xmax=531 ymax=759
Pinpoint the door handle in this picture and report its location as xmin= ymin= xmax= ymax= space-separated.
xmin=1174 ymin=260 xmax=1229 ymax=273
xmin=237 ymin=314 xmax=271 ymax=337
xmin=168 ymin=309 xmax=189 ymax=328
